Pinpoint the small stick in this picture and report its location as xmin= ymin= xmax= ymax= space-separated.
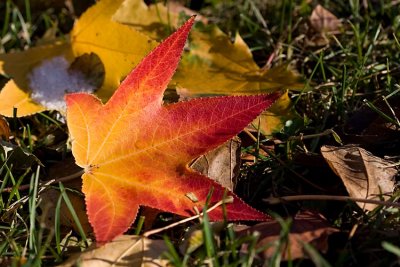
xmin=1 ymin=170 xmax=84 ymax=193
xmin=288 ymin=129 xmax=336 ymax=141
xmin=143 ymin=196 xmax=234 ymax=238
xmin=264 ymin=195 xmax=400 ymax=208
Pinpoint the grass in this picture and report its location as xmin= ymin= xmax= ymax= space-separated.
xmin=1 ymin=0 xmax=400 ymax=266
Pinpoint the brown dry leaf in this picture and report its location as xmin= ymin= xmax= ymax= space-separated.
xmin=235 ymin=210 xmax=338 ymax=261
xmin=321 ymin=145 xmax=397 ymax=211
xmin=39 ymin=158 xmax=91 ymax=235
xmin=40 ymin=188 xmax=91 ymax=235
xmin=310 ymin=5 xmax=341 ymax=33
xmin=60 ymin=235 xmax=168 ymax=267
xmin=341 ymin=96 xmax=400 ymax=155
xmin=308 ymin=5 xmax=342 ymax=46
xmin=190 ymin=137 xmax=241 ymax=191
xmin=0 ymin=116 xmax=10 ymax=140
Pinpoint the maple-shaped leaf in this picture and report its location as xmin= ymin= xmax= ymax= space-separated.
xmin=66 ymin=17 xmax=279 ymax=243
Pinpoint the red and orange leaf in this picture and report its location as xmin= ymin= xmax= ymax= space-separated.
xmin=66 ymin=17 xmax=279 ymax=244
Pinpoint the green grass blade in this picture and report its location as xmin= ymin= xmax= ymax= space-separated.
xmin=28 ymin=166 xmax=40 ymax=255
xmin=382 ymin=241 xmax=400 ymax=257
xmin=54 ymin=193 xmax=63 ymax=255
xmin=58 ymin=182 xmax=88 ymax=245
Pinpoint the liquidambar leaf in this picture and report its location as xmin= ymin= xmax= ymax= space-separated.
xmin=113 ymin=0 xmax=188 ymax=40
xmin=113 ymin=0 xmax=303 ymax=96
xmin=0 ymin=0 xmax=156 ymax=117
xmin=66 ymin=17 xmax=279 ymax=243
xmin=173 ymin=25 xmax=304 ymax=97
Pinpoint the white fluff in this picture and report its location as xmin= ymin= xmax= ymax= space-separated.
xmin=29 ymin=56 xmax=96 ymax=111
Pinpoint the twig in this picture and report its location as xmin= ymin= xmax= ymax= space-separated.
xmin=264 ymin=195 xmax=400 ymax=208
xmin=1 ymin=170 xmax=84 ymax=193
xmin=288 ymin=129 xmax=336 ymax=141
xmin=143 ymin=196 xmax=234 ymax=238
xmin=244 ymin=130 xmax=327 ymax=192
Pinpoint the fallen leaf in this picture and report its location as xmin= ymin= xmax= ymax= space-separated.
xmin=66 ymin=17 xmax=278 ymax=243
xmin=340 ymin=96 xmax=400 ymax=155
xmin=235 ymin=210 xmax=338 ymax=261
xmin=252 ymin=91 xmax=300 ymax=136
xmin=321 ymin=145 xmax=397 ymax=211
xmin=113 ymin=0 xmax=206 ymax=40
xmin=174 ymin=25 xmax=304 ymax=97
xmin=0 ymin=116 xmax=10 ymax=140
xmin=190 ymin=137 xmax=241 ymax=191
xmin=310 ymin=5 xmax=342 ymax=34
xmin=40 ymin=188 xmax=91 ymax=235
xmin=0 ymin=140 xmax=41 ymax=170
xmin=60 ymin=235 xmax=168 ymax=267
xmin=68 ymin=53 xmax=105 ymax=91
xmin=39 ymin=158 xmax=91 ymax=235
xmin=181 ymin=221 xmax=225 ymax=254
xmin=307 ymin=5 xmax=342 ymax=46
xmin=0 ymin=0 xmax=157 ymax=116
xmin=70 ymin=0 xmax=157 ymax=100
xmin=0 ymin=42 xmax=70 ymax=116
xmin=113 ymin=0 xmax=303 ymax=96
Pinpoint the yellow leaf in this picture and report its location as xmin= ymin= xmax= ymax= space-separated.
xmin=113 ymin=0 xmax=202 ymax=40
xmin=114 ymin=1 xmax=303 ymax=92
xmin=173 ymin=25 xmax=304 ymax=97
xmin=0 ymin=42 xmax=70 ymax=116
xmin=71 ymin=0 xmax=157 ymax=100
xmin=0 ymin=0 xmax=157 ymax=116
xmin=253 ymin=91 xmax=299 ymax=136
xmin=113 ymin=0 xmax=177 ymax=40
xmin=0 ymin=81 xmax=46 ymax=117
